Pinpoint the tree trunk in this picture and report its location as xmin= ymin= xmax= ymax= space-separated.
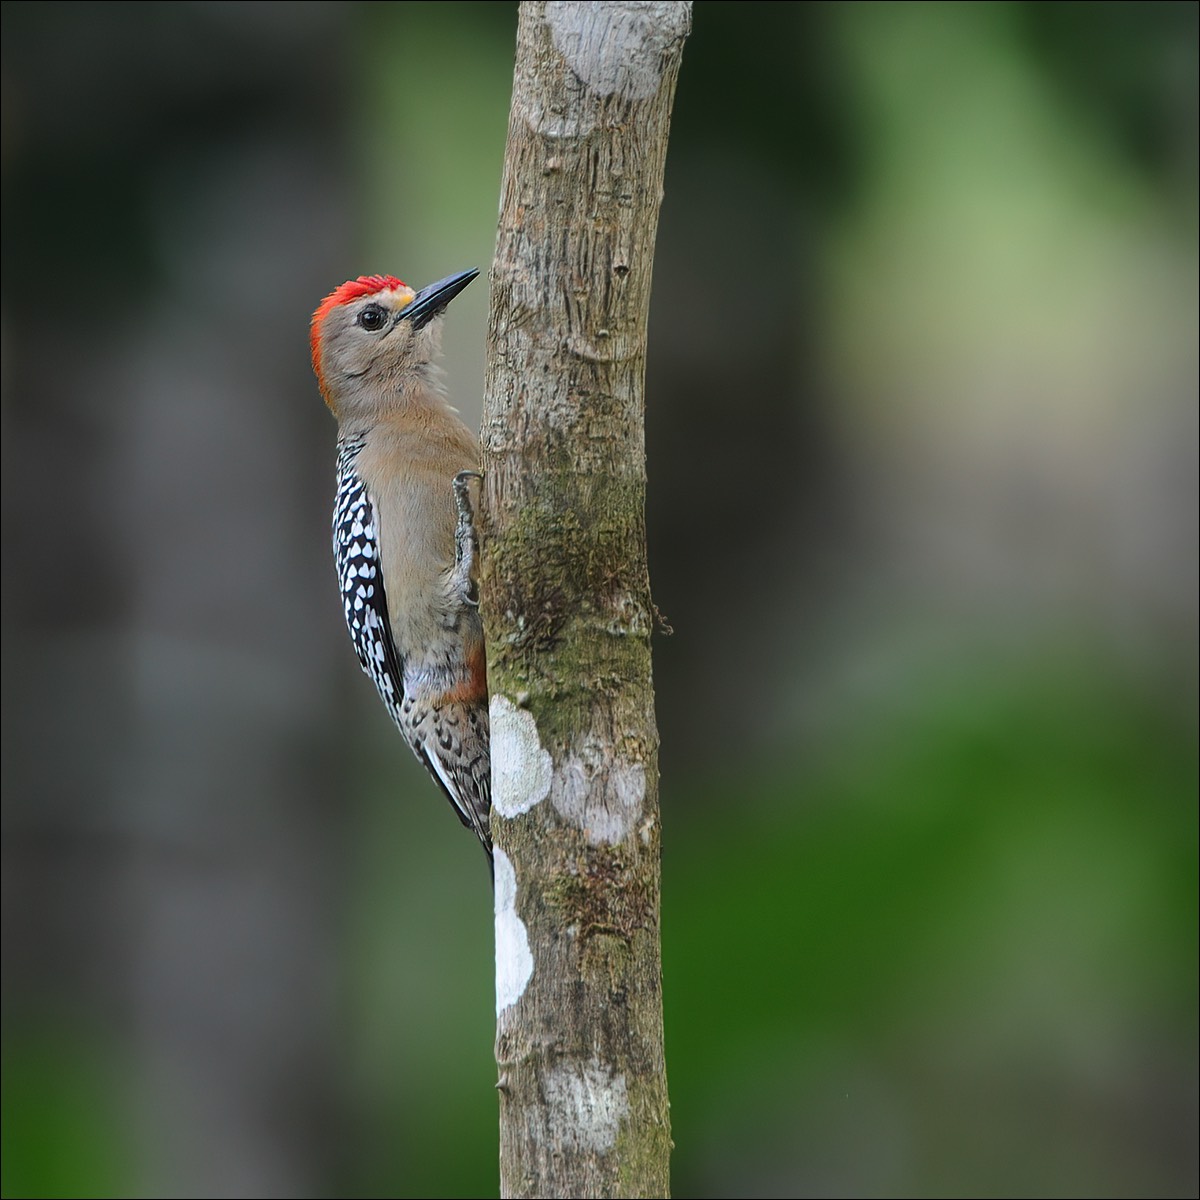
xmin=480 ymin=3 xmax=690 ymax=1197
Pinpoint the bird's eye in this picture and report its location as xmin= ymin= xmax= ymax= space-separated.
xmin=358 ymin=304 xmax=388 ymax=332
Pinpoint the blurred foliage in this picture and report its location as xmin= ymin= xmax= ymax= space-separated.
xmin=2 ymin=2 xmax=1196 ymax=1198
xmin=665 ymin=655 xmax=1196 ymax=1197
xmin=1 ymin=1025 xmax=132 ymax=1199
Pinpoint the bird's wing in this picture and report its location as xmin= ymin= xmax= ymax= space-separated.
xmin=334 ymin=439 xmax=409 ymax=728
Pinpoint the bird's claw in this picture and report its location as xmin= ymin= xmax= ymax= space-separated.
xmin=451 ymin=470 xmax=482 ymax=605
xmin=453 ymin=470 xmax=482 ymax=519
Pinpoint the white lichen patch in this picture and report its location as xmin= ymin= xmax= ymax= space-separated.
xmin=544 ymin=1057 xmax=630 ymax=1154
xmin=494 ymin=847 xmax=534 ymax=1016
xmin=546 ymin=1 xmax=691 ymax=101
xmin=490 ymin=694 xmax=553 ymax=818
xmin=551 ymin=736 xmax=646 ymax=844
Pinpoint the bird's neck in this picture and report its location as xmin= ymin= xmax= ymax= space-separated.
xmin=337 ymin=363 xmax=456 ymax=438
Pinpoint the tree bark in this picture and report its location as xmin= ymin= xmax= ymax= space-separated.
xmin=480 ymin=3 xmax=690 ymax=1197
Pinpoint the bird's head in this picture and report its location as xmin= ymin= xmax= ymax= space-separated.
xmin=310 ymin=268 xmax=479 ymax=417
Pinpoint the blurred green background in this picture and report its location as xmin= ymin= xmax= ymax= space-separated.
xmin=2 ymin=2 xmax=1195 ymax=1197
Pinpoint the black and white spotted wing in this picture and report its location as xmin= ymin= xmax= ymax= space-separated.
xmin=333 ymin=437 xmax=407 ymax=729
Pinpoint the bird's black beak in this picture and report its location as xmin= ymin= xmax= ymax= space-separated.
xmin=401 ymin=268 xmax=480 ymax=330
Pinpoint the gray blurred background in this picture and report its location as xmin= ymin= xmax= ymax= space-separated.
xmin=2 ymin=3 xmax=1196 ymax=1197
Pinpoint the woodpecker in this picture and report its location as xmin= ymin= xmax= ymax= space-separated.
xmin=310 ymin=269 xmax=491 ymax=859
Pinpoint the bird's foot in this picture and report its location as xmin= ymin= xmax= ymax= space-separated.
xmin=450 ymin=470 xmax=482 ymax=605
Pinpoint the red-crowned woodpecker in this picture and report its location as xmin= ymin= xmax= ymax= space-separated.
xmin=310 ymin=269 xmax=490 ymax=860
